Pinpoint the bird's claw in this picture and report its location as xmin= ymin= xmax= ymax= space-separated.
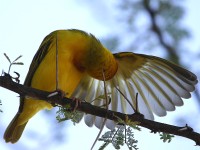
xmin=72 ymin=97 xmax=82 ymax=111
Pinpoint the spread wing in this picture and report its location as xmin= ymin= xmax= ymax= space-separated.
xmin=71 ymin=52 xmax=198 ymax=129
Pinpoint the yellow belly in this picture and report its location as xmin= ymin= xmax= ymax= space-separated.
xmin=17 ymin=46 xmax=85 ymax=125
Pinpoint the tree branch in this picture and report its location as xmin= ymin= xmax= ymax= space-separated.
xmin=143 ymin=0 xmax=179 ymax=63
xmin=0 ymin=73 xmax=200 ymax=145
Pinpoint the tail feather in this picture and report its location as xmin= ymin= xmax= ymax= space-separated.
xmin=4 ymin=113 xmax=28 ymax=143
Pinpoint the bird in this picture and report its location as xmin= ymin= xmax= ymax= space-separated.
xmin=4 ymin=29 xmax=198 ymax=143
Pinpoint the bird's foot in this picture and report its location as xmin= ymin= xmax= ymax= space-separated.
xmin=71 ymin=97 xmax=82 ymax=111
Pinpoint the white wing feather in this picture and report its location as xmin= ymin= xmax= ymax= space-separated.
xmin=71 ymin=53 xmax=198 ymax=129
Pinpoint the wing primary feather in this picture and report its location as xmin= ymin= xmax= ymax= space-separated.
xmin=85 ymin=79 xmax=98 ymax=102
xmin=137 ymin=54 xmax=197 ymax=83
xmin=116 ymin=58 xmax=154 ymax=119
xmin=110 ymin=78 xmax=119 ymax=112
xmin=140 ymin=67 xmax=175 ymax=110
xmin=145 ymin=64 xmax=183 ymax=106
xmin=134 ymin=70 xmax=166 ymax=116
xmin=151 ymin=61 xmax=195 ymax=92
xmin=84 ymin=114 xmax=95 ymax=127
xmin=93 ymin=81 xmax=104 ymax=106
xmin=147 ymin=63 xmax=191 ymax=98
xmin=115 ymin=85 xmax=136 ymax=112
xmin=126 ymin=80 xmax=137 ymax=112
xmin=117 ymin=73 xmax=128 ymax=113
xmin=151 ymin=59 xmax=198 ymax=85
xmin=130 ymin=73 xmax=154 ymax=119
xmin=116 ymin=63 xmax=138 ymax=113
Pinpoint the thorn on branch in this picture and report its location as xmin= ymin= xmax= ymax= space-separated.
xmin=47 ymin=89 xmax=67 ymax=107
xmin=150 ymin=129 xmax=158 ymax=134
xmin=179 ymin=124 xmax=193 ymax=132
xmin=12 ymin=72 xmax=20 ymax=83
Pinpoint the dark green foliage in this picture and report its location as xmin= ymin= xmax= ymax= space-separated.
xmin=159 ymin=132 xmax=175 ymax=143
xmin=99 ymin=126 xmax=138 ymax=150
xmin=56 ymin=106 xmax=83 ymax=124
xmin=116 ymin=0 xmax=189 ymax=63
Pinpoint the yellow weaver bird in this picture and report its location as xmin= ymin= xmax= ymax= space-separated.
xmin=4 ymin=29 xmax=198 ymax=143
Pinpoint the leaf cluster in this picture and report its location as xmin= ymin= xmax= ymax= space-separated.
xmin=99 ymin=126 xmax=138 ymax=150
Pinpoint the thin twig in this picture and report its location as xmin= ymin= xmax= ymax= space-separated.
xmin=143 ymin=0 xmax=179 ymax=62
xmin=90 ymin=69 xmax=109 ymax=150
xmin=115 ymin=86 xmax=136 ymax=112
xmin=135 ymin=93 xmax=138 ymax=113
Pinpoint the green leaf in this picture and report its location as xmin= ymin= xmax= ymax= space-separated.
xmin=13 ymin=55 xmax=22 ymax=62
xmin=12 ymin=62 xmax=24 ymax=65
xmin=99 ymin=126 xmax=138 ymax=150
xmin=56 ymin=106 xmax=83 ymax=124
xmin=4 ymin=53 xmax=11 ymax=63
xmin=160 ymin=133 xmax=174 ymax=143
xmin=99 ymin=142 xmax=110 ymax=150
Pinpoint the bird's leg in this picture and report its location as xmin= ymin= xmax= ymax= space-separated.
xmin=71 ymin=97 xmax=82 ymax=111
